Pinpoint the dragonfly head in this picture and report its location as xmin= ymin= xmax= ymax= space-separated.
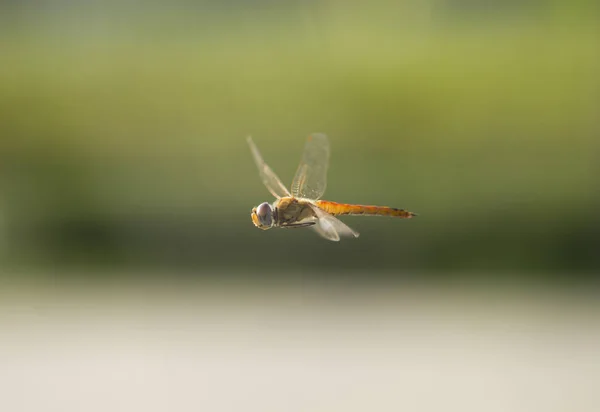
xmin=251 ymin=202 xmax=274 ymax=230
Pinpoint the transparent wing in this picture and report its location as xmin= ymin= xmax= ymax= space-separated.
xmin=290 ymin=133 xmax=330 ymax=200
xmin=309 ymin=204 xmax=359 ymax=242
xmin=247 ymin=136 xmax=291 ymax=199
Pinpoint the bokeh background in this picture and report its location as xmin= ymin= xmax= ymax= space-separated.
xmin=0 ymin=1 xmax=599 ymax=411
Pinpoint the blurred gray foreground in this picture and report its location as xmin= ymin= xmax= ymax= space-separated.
xmin=0 ymin=276 xmax=598 ymax=412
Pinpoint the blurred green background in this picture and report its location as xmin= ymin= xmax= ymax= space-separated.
xmin=0 ymin=0 xmax=598 ymax=280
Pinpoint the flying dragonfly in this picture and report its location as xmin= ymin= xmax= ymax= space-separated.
xmin=248 ymin=133 xmax=416 ymax=241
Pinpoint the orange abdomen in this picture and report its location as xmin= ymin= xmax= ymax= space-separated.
xmin=316 ymin=200 xmax=416 ymax=218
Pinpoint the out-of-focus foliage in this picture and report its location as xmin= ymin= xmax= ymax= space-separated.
xmin=0 ymin=1 xmax=598 ymax=279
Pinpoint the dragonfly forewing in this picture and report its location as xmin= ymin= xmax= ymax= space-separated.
xmin=247 ymin=136 xmax=291 ymax=199
xmin=290 ymin=133 xmax=330 ymax=200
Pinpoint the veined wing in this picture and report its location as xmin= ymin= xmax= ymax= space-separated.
xmin=247 ymin=136 xmax=291 ymax=199
xmin=309 ymin=203 xmax=359 ymax=242
xmin=290 ymin=133 xmax=330 ymax=200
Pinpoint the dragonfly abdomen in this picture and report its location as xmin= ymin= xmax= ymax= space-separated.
xmin=316 ymin=200 xmax=416 ymax=218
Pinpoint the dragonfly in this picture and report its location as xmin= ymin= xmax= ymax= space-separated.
xmin=247 ymin=133 xmax=416 ymax=241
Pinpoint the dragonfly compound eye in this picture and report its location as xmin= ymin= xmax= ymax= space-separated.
xmin=256 ymin=202 xmax=273 ymax=228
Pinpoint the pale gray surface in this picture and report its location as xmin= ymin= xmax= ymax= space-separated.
xmin=1 ymin=281 xmax=598 ymax=412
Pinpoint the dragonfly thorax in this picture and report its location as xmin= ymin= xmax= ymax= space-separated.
xmin=251 ymin=202 xmax=275 ymax=230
